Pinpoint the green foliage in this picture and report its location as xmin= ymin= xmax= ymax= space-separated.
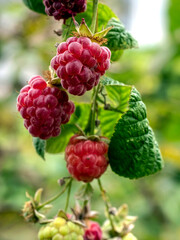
xmin=99 ymin=76 xmax=132 ymax=138
xmin=168 ymin=0 xmax=180 ymax=38
xmin=111 ymin=50 xmax=124 ymax=62
xmin=33 ymin=137 xmax=46 ymax=160
xmin=62 ymin=2 xmax=117 ymax=40
xmin=105 ymin=18 xmax=138 ymax=51
xmin=46 ymin=104 xmax=91 ymax=154
xmin=108 ymin=87 xmax=164 ymax=179
xmin=22 ymin=0 xmax=46 ymax=14
xmin=45 ymin=124 xmax=76 ymax=154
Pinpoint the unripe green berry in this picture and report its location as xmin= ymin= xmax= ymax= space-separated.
xmin=38 ymin=217 xmax=84 ymax=240
xmin=52 ymin=234 xmax=63 ymax=240
xmin=59 ymin=225 xmax=69 ymax=236
xmin=123 ymin=233 xmax=137 ymax=240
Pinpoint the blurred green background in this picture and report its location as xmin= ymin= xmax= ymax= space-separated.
xmin=0 ymin=0 xmax=180 ymax=239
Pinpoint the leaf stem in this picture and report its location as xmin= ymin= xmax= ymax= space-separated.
xmin=97 ymin=179 xmax=116 ymax=234
xmin=65 ymin=178 xmax=73 ymax=212
xmin=37 ymin=178 xmax=72 ymax=210
xmin=91 ymin=0 xmax=99 ymax=33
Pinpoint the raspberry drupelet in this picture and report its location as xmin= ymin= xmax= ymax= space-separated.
xmin=17 ymin=75 xmax=75 ymax=140
xmin=43 ymin=0 xmax=87 ymax=21
xmin=84 ymin=221 xmax=102 ymax=240
xmin=51 ymin=37 xmax=111 ymax=96
xmin=65 ymin=135 xmax=109 ymax=182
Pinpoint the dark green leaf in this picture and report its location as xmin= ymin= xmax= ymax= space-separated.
xmin=105 ymin=18 xmax=138 ymax=51
xmin=62 ymin=2 xmax=117 ymax=40
xmin=108 ymin=87 xmax=164 ymax=179
xmin=46 ymin=103 xmax=90 ymax=154
xmin=33 ymin=137 xmax=46 ymax=160
xmin=23 ymin=0 xmax=46 ymax=14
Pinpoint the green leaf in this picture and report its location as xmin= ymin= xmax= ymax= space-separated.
xmin=111 ymin=50 xmax=124 ymax=62
xmin=46 ymin=103 xmax=90 ymax=154
xmin=62 ymin=2 xmax=117 ymax=40
xmin=105 ymin=18 xmax=138 ymax=51
xmin=33 ymin=137 xmax=46 ymax=160
xmin=23 ymin=0 xmax=46 ymax=14
xmin=45 ymin=124 xmax=76 ymax=154
xmin=108 ymin=87 xmax=164 ymax=179
xmin=99 ymin=76 xmax=132 ymax=138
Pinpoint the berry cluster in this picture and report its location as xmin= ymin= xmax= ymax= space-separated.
xmin=51 ymin=37 xmax=111 ymax=96
xmin=17 ymin=75 xmax=75 ymax=140
xmin=43 ymin=0 xmax=87 ymax=21
xmin=84 ymin=222 xmax=102 ymax=240
xmin=38 ymin=217 xmax=84 ymax=240
xmin=65 ymin=135 xmax=109 ymax=182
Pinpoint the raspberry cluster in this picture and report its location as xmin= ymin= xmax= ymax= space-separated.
xmin=17 ymin=75 xmax=75 ymax=140
xmin=43 ymin=0 xmax=87 ymax=21
xmin=51 ymin=37 xmax=111 ymax=96
xmin=84 ymin=222 xmax=102 ymax=240
xmin=65 ymin=135 xmax=109 ymax=182
xmin=38 ymin=217 xmax=84 ymax=240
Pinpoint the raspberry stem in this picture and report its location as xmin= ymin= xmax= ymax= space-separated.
xmin=37 ymin=178 xmax=72 ymax=210
xmin=91 ymin=0 xmax=99 ymax=34
xmin=65 ymin=178 xmax=73 ymax=212
xmin=90 ymin=83 xmax=101 ymax=135
xmin=97 ymin=178 xmax=116 ymax=235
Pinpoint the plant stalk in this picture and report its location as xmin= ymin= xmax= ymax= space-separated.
xmin=97 ymin=179 xmax=116 ymax=234
xmin=37 ymin=178 xmax=72 ymax=210
xmin=91 ymin=0 xmax=99 ymax=33
xmin=65 ymin=178 xmax=73 ymax=212
xmin=90 ymin=84 xmax=100 ymax=135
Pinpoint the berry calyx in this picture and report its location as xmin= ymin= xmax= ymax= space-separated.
xmin=17 ymin=75 xmax=75 ymax=140
xmin=43 ymin=0 xmax=87 ymax=21
xmin=84 ymin=221 xmax=102 ymax=240
xmin=38 ymin=217 xmax=84 ymax=240
xmin=65 ymin=135 xmax=109 ymax=182
xmin=51 ymin=36 xmax=111 ymax=96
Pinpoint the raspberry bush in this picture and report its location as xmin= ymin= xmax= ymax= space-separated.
xmin=20 ymin=0 xmax=164 ymax=239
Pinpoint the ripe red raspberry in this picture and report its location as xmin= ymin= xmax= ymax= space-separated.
xmin=17 ymin=75 xmax=75 ymax=140
xmin=43 ymin=0 xmax=87 ymax=21
xmin=65 ymin=135 xmax=109 ymax=182
xmin=51 ymin=37 xmax=111 ymax=96
xmin=84 ymin=221 xmax=102 ymax=240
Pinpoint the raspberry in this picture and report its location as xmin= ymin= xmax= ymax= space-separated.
xmin=65 ymin=135 xmax=109 ymax=182
xmin=51 ymin=37 xmax=111 ymax=96
xmin=38 ymin=217 xmax=84 ymax=240
xmin=84 ymin=221 xmax=102 ymax=240
xmin=17 ymin=75 xmax=75 ymax=140
xmin=43 ymin=0 xmax=87 ymax=21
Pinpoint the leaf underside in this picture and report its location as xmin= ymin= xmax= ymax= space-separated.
xmin=108 ymin=87 xmax=164 ymax=179
xmin=33 ymin=137 xmax=46 ymax=160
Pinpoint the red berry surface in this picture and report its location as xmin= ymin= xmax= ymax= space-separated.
xmin=17 ymin=75 xmax=75 ymax=140
xmin=65 ymin=135 xmax=109 ymax=182
xmin=51 ymin=37 xmax=111 ymax=96
xmin=84 ymin=221 xmax=102 ymax=240
xmin=43 ymin=0 xmax=87 ymax=21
